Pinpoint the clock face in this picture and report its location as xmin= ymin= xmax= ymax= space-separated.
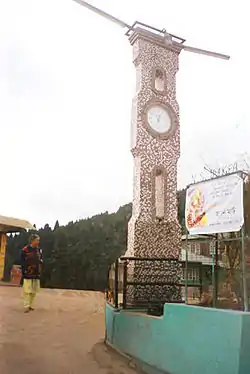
xmin=147 ymin=105 xmax=172 ymax=134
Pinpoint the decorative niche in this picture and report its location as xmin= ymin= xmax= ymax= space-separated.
xmin=152 ymin=67 xmax=166 ymax=94
xmin=155 ymin=168 xmax=165 ymax=219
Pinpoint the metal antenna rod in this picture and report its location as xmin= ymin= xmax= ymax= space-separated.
xmin=72 ymin=0 xmax=230 ymax=60
xmin=72 ymin=0 xmax=132 ymax=29
xmin=182 ymin=45 xmax=230 ymax=60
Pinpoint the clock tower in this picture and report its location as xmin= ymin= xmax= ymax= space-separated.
xmin=72 ymin=0 xmax=229 ymax=306
xmin=125 ymin=26 xmax=182 ymax=302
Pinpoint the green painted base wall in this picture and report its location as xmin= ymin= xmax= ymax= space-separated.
xmin=105 ymin=303 xmax=250 ymax=374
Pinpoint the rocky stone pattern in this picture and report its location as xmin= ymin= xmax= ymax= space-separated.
xmin=128 ymin=219 xmax=181 ymax=258
xmin=126 ymin=259 xmax=182 ymax=305
xmin=125 ymin=28 xmax=183 ymax=302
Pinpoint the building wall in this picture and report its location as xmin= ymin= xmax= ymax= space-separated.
xmin=0 ymin=233 xmax=7 ymax=280
xmin=106 ymin=303 xmax=250 ymax=374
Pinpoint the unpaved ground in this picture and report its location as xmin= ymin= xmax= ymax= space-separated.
xmin=0 ymin=286 xmax=138 ymax=374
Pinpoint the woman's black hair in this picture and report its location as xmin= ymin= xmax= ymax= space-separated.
xmin=29 ymin=234 xmax=40 ymax=243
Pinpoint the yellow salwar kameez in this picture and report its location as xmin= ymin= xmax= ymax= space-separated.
xmin=22 ymin=278 xmax=40 ymax=309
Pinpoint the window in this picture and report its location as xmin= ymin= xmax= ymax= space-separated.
xmin=200 ymin=242 xmax=209 ymax=256
xmin=189 ymin=243 xmax=200 ymax=255
xmin=190 ymin=244 xmax=196 ymax=253
xmin=182 ymin=268 xmax=199 ymax=281
xmin=187 ymin=268 xmax=199 ymax=281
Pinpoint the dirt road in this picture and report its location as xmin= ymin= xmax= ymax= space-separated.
xmin=0 ymin=286 xmax=138 ymax=374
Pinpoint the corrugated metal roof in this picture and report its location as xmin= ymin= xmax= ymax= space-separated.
xmin=0 ymin=215 xmax=34 ymax=233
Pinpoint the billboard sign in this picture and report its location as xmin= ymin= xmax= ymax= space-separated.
xmin=185 ymin=173 xmax=244 ymax=235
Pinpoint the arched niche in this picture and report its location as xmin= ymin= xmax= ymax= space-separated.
xmin=152 ymin=67 xmax=166 ymax=94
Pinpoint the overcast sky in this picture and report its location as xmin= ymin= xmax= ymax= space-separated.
xmin=0 ymin=0 xmax=249 ymax=228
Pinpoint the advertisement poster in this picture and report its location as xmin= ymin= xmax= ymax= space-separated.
xmin=0 ymin=234 xmax=7 ymax=279
xmin=185 ymin=174 xmax=244 ymax=235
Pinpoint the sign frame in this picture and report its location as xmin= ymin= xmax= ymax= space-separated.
xmin=185 ymin=172 xmax=244 ymax=236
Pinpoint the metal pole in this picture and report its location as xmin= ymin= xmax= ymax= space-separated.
xmin=241 ymin=226 xmax=248 ymax=311
xmin=215 ymin=233 xmax=219 ymax=307
xmin=212 ymin=239 xmax=216 ymax=308
xmin=199 ymin=262 xmax=203 ymax=302
xmin=72 ymin=0 xmax=131 ymax=29
xmin=185 ymin=231 xmax=188 ymax=304
xmin=114 ymin=259 xmax=119 ymax=309
xmin=123 ymin=260 xmax=127 ymax=309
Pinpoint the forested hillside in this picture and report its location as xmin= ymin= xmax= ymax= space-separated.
xmin=6 ymin=180 xmax=250 ymax=291
xmin=5 ymin=190 xmax=185 ymax=290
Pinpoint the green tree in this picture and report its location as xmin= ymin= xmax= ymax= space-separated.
xmin=5 ymin=194 xmax=185 ymax=290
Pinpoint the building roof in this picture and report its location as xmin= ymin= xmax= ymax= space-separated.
xmin=181 ymin=234 xmax=212 ymax=241
xmin=0 ymin=215 xmax=34 ymax=233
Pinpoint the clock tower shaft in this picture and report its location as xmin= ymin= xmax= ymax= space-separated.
xmin=126 ymin=28 xmax=182 ymax=257
xmin=125 ymin=28 xmax=182 ymax=302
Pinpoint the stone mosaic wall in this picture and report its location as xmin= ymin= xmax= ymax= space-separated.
xmin=125 ymin=28 xmax=183 ymax=302
xmin=126 ymin=258 xmax=182 ymax=306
